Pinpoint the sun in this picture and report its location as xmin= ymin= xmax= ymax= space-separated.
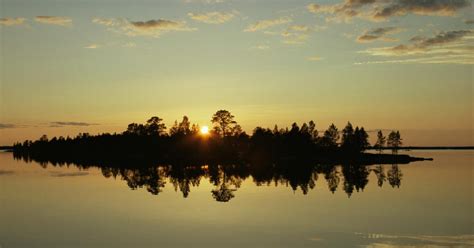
xmin=200 ymin=126 xmax=209 ymax=135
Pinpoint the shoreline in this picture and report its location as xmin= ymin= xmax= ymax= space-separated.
xmin=367 ymin=146 xmax=474 ymax=150
xmin=3 ymin=146 xmax=473 ymax=151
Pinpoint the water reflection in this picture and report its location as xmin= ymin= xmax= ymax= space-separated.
xmin=14 ymin=155 xmax=404 ymax=201
xmin=2 ymin=151 xmax=471 ymax=248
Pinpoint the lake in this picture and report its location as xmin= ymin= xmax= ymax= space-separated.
xmin=0 ymin=150 xmax=472 ymax=247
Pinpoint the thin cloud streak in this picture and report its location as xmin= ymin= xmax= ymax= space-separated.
xmin=281 ymin=24 xmax=312 ymax=44
xmin=373 ymin=0 xmax=471 ymax=20
xmin=244 ymin=17 xmax=292 ymax=32
xmin=50 ymin=171 xmax=89 ymax=177
xmin=0 ymin=17 xmax=26 ymax=26
xmin=92 ymin=17 xmax=117 ymax=27
xmin=188 ymin=11 xmax=236 ymax=24
xmin=92 ymin=18 xmax=195 ymax=37
xmin=358 ymin=29 xmax=473 ymax=64
xmin=363 ymin=30 xmax=473 ymax=55
xmin=35 ymin=16 xmax=72 ymax=26
xmin=357 ymin=27 xmax=402 ymax=43
xmin=355 ymin=54 xmax=474 ymax=65
xmin=50 ymin=122 xmax=98 ymax=127
xmin=307 ymin=0 xmax=471 ymax=22
xmin=307 ymin=56 xmax=323 ymax=61
xmin=84 ymin=44 xmax=99 ymax=49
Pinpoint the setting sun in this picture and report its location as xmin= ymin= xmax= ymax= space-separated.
xmin=200 ymin=126 xmax=209 ymax=135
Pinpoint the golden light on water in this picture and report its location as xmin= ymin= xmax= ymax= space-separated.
xmin=200 ymin=126 xmax=209 ymax=135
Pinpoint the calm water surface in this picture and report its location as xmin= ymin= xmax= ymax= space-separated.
xmin=0 ymin=151 xmax=472 ymax=247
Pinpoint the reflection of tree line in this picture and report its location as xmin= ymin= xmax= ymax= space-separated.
xmin=30 ymin=161 xmax=402 ymax=202
xmin=111 ymin=163 xmax=403 ymax=201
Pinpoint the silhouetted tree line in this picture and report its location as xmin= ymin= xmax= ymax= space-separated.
xmin=13 ymin=110 xmax=411 ymax=166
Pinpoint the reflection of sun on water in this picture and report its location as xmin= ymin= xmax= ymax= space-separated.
xmin=200 ymin=126 xmax=209 ymax=135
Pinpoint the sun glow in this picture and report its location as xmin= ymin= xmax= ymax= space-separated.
xmin=200 ymin=126 xmax=209 ymax=135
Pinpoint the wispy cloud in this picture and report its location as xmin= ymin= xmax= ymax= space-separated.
xmin=188 ymin=11 xmax=236 ymax=24
xmin=50 ymin=121 xmax=97 ymax=127
xmin=0 ymin=123 xmax=16 ymax=129
xmin=128 ymin=19 xmax=195 ymax=37
xmin=281 ymin=24 xmax=315 ymax=44
xmin=92 ymin=17 xmax=118 ymax=27
xmin=92 ymin=18 xmax=195 ymax=37
xmin=307 ymin=56 xmax=323 ymax=61
xmin=84 ymin=44 xmax=99 ymax=49
xmin=358 ymin=29 xmax=474 ymax=64
xmin=307 ymin=0 xmax=377 ymax=22
xmin=244 ymin=17 xmax=292 ymax=32
xmin=280 ymin=24 xmax=327 ymax=45
xmin=0 ymin=17 xmax=26 ymax=26
xmin=357 ymin=27 xmax=402 ymax=43
xmin=373 ymin=0 xmax=471 ymax=20
xmin=50 ymin=171 xmax=89 ymax=177
xmin=131 ymin=19 xmax=183 ymax=30
xmin=307 ymin=0 xmax=471 ymax=22
xmin=35 ymin=16 xmax=72 ymax=26
xmin=365 ymin=30 xmax=472 ymax=55
xmin=356 ymin=54 xmax=474 ymax=65
xmin=306 ymin=3 xmax=321 ymax=14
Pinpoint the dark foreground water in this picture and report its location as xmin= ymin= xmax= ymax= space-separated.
xmin=0 ymin=151 xmax=472 ymax=248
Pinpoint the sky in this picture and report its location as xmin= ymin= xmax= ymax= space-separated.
xmin=0 ymin=0 xmax=473 ymax=146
